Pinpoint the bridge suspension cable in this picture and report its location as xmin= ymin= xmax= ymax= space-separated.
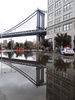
xmin=3 ymin=9 xmax=47 ymax=34
xmin=4 ymin=10 xmax=37 ymax=33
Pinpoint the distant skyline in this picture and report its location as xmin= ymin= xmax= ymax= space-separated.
xmin=2 ymin=36 xmax=36 ymax=43
xmin=0 ymin=0 xmax=47 ymax=43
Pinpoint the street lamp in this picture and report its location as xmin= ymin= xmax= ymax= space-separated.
xmin=0 ymin=21 xmax=3 ymax=79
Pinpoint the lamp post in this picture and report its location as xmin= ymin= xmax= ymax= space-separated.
xmin=1 ymin=21 xmax=2 ymax=51
xmin=0 ymin=21 xmax=3 ymax=78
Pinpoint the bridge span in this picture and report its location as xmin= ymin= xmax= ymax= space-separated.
xmin=0 ymin=29 xmax=46 ymax=39
xmin=1 ymin=9 xmax=47 ymax=42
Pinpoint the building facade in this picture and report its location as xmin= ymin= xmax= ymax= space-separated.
xmin=47 ymin=0 xmax=75 ymax=50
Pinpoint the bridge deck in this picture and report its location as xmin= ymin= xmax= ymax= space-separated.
xmin=0 ymin=29 xmax=46 ymax=38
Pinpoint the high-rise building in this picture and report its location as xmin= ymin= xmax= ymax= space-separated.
xmin=3 ymin=40 xmax=7 ymax=47
xmin=47 ymin=0 xmax=75 ymax=50
xmin=2 ymin=39 xmax=15 ymax=48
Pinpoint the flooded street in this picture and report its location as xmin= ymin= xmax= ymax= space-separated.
xmin=0 ymin=51 xmax=75 ymax=100
xmin=0 ymin=63 xmax=46 ymax=100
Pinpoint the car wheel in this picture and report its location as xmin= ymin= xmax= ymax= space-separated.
xmin=61 ymin=52 xmax=63 ymax=55
xmin=63 ymin=52 xmax=65 ymax=55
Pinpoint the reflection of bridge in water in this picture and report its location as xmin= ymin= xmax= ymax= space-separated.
xmin=1 ymin=57 xmax=46 ymax=87
xmin=0 ymin=57 xmax=46 ymax=67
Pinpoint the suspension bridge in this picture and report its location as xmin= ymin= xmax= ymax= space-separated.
xmin=0 ymin=9 xmax=47 ymax=86
xmin=0 ymin=9 xmax=47 ymax=42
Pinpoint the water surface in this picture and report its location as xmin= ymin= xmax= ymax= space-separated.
xmin=0 ymin=51 xmax=75 ymax=100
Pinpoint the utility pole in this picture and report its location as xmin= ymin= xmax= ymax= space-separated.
xmin=0 ymin=21 xmax=3 ymax=78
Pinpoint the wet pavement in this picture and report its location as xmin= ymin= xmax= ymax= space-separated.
xmin=0 ymin=63 xmax=46 ymax=100
xmin=0 ymin=51 xmax=75 ymax=100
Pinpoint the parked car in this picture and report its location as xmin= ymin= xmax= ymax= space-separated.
xmin=60 ymin=47 xmax=74 ymax=55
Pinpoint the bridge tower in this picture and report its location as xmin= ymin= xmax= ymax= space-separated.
xmin=36 ymin=9 xmax=45 ymax=42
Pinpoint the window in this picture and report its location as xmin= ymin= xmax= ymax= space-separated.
xmin=63 ymin=12 xmax=72 ymax=20
xmin=55 ymin=8 xmax=62 ymax=16
xmin=48 ymin=20 xmax=53 ymax=26
xmin=64 ymin=2 xmax=73 ymax=12
xmin=48 ymin=13 xmax=53 ymax=19
xmin=48 ymin=0 xmax=53 ymax=4
xmin=48 ymin=5 xmax=53 ymax=12
xmin=55 ymin=26 xmax=62 ymax=33
xmin=55 ymin=17 xmax=62 ymax=24
xmin=48 ymin=28 xmax=53 ymax=34
xmin=55 ymin=0 xmax=62 ymax=8
xmin=63 ymin=23 xmax=72 ymax=31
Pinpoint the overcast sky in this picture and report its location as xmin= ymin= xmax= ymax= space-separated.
xmin=0 ymin=0 xmax=47 ymax=42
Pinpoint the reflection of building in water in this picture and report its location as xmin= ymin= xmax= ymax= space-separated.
xmin=46 ymin=62 xmax=75 ymax=100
